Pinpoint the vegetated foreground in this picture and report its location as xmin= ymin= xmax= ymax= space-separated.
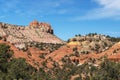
xmin=0 ymin=21 xmax=120 ymax=80
xmin=0 ymin=39 xmax=120 ymax=80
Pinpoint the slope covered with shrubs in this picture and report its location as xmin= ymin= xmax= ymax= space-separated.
xmin=0 ymin=34 xmax=120 ymax=80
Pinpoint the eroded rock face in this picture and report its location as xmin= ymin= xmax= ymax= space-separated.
xmin=0 ymin=21 xmax=64 ymax=49
xmin=29 ymin=20 xmax=53 ymax=34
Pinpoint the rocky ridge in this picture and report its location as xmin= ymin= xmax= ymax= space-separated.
xmin=0 ymin=20 xmax=64 ymax=49
xmin=68 ymin=33 xmax=113 ymax=54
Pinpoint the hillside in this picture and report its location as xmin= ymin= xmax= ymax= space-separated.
xmin=0 ymin=21 xmax=120 ymax=79
xmin=44 ymin=33 xmax=120 ymax=66
xmin=0 ymin=39 xmax=120 ymax=80
xmin=1 ymin=30 xmax=120 ymax=68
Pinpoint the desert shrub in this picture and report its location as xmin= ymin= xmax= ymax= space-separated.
xmin=39 ymin=54 xmax=45 ymax=59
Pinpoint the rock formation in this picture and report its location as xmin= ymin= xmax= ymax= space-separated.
xmin=29 ymin=20 xmax=53 ymax=34
xmin=0 ymin=20 xmax=64 ymax=49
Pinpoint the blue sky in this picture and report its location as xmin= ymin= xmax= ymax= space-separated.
xmin=0 ymin=0 xmax=120 ymax=40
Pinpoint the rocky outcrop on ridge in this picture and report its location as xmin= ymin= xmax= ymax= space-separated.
xmin=68 ymin=33 xmax=113 ymax=54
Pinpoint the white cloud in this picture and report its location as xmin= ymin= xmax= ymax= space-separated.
xmin=95 ymin=0 xmax=120 ymax=9
xmin=75 ymin=0 xmax=120 ymax=20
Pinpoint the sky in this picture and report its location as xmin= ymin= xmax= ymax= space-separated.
xmin=0 ymin=0 xmax=120 ymax=40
